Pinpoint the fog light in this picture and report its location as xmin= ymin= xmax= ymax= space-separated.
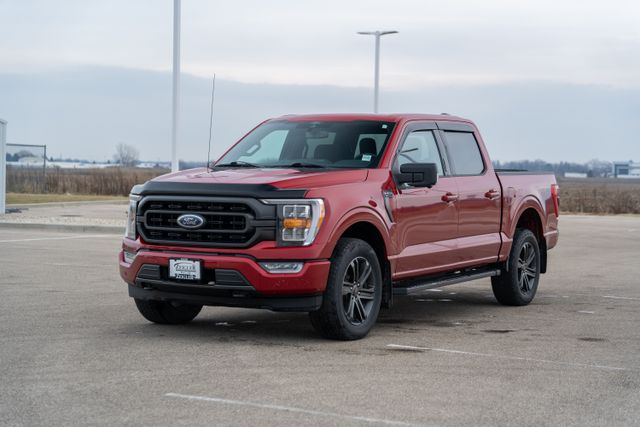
xmin=259 ymin=262 xmax=303 ymax=274
xmin=123 ymin=250 xmax=137 ymax=264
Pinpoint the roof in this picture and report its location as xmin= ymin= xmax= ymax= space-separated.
xmin=270 ymin=113 xmax=471 ymax=124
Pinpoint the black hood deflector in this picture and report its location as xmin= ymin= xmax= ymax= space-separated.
xmin=133 ymin=181 xmax=307 ymax=199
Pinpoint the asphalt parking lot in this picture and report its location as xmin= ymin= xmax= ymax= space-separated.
xmin=1 ymin=215 xmax=639 ymax=426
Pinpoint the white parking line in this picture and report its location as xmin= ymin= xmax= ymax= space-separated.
xmin=43 ymin=262 xmax=113 ymax=268
xmin=165 ymin=393 xmax=421 ymax=426
xmin=0 ymin=234 xmax=118 ymax=243
xmin=577 ymin=311 xmax=596 ymax=314
xmin=386 ymin=344 xmax=632 ymax=372
xmin=603 ymin=295 xmax=640 ymax=301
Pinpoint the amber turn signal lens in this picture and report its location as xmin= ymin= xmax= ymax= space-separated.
xmin=283 ymin=218 xmax=311 ymax=229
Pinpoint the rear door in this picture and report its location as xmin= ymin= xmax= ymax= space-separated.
xmin=390 ymin=122 xmax=460 ymax=278
xmin=438 ymin=122 xmax=502 ymax=265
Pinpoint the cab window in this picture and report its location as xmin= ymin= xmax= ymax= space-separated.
xmin=397 ymin=130 xmax=444 ymax=176
xmin=442 ymin=131 xmax=484 ymax=175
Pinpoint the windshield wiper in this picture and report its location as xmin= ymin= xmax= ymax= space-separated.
xmin=214 ymin=160 xmax=260 ymax=168
xmin=280 ymin=162 xmax=327 ymax=168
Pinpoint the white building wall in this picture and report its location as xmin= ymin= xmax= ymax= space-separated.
xmin=613 ymin=161 xmax=640 ymax=178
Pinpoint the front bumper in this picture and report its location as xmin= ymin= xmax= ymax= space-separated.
xmin=119 ymin=249 xmax=330 ymax=312
xmin=128 ymin=284 xmax=322 ymax=312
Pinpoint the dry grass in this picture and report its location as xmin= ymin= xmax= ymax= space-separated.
xmin=6 ymin=167 xmax=640 ymax=214
xmin=6 ymin=193 xmax=127 ymax=205
xmin=558 ymin=177 xmax=640 ymax=214
xmin=7 ymin=166 xmax=168 ymax=196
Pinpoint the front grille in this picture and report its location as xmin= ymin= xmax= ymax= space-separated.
xmin=137 ymin=196 xmax=276 ymax=248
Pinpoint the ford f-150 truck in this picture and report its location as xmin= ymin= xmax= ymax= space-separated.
xmin=120 ymin=114 xmax=559 ymax=340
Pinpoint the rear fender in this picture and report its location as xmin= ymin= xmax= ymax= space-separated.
xmin=501 ymin=196 xmax=547 ymax=271
xmin=508 ymin=197 xmax=546 ymax=239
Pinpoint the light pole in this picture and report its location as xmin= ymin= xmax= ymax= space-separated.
xmin=357 ymin=30 xmax=398 ymax=113
xmin=0 ymin=118 xmax=6 ymax=215
xmin=171 ymin=0 xmax=181 ymax=172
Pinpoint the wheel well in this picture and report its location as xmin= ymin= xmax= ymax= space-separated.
xmin=516 ymin=208 xmax=547 ymax=273
xmin=341 ymin=222 xmax=393 ymax=307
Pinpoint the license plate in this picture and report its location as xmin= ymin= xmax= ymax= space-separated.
xmin=169 ymin=259 xmax=201 ymax=281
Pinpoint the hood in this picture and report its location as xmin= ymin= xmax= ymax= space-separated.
xmin=151 ymin=167 xmax=368 ymax=189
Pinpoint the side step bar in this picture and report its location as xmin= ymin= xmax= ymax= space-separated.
xmin=393 ymin=268 xmax=501 ymax=296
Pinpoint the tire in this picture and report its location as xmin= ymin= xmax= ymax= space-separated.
xmin=491 ymin=228 xmax=541 ymax=306
xmin=309 ymin=238 xmax=383 ymax=340
xmin=134 ymin=298 xmax=202 ymax=324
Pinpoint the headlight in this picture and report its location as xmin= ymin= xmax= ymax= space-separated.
xmin=261 ymin=199 xmax=325 ymax=246
xmin=125 ymin=194 xmax=141 ymax=240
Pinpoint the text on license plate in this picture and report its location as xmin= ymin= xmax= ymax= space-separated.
xmin=169 ymin=259 xmax=201 ymax=280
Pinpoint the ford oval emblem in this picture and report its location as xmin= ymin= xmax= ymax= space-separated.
xmin=176 ymin=214 xmax=205 ymax=229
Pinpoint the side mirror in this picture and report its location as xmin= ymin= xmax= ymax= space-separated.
xmin=398 ymin=163 xmax=438 ymax=188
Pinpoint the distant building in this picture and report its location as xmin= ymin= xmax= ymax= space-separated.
xmin=564 ymin=172 xmax=588 ymax=178
xmin=612 ymin=161 xmax=640 ymax=178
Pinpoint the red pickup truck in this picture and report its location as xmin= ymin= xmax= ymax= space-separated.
xmin=120 ymin=114 xmax=559 ymax=340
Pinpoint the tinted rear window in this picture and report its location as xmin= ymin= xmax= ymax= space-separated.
xmin=443 ymin=131 xmax=484 ymax=175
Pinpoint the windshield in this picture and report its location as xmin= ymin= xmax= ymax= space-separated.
xmin=215 ymin=120 xmax=396 ymax=169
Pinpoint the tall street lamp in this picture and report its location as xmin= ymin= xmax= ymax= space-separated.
xmin=357 ymin=30 xmax=398 ymax=113
xmin=171 ymin=0 xmax=181 ymax=172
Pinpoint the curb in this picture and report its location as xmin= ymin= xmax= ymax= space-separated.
xmin=0 ymin=222 xmax=123 ymax=235
xmin=7 ymin=199 xmax=128 ymax=210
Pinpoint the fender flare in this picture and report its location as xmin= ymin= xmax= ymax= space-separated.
xmin=508 ymin=196 xmax=546 ymax=239
xmin=504 ymin=196 xmax=548 ymax=273
xmin=320 ymin=206 xmax=392 ymax=260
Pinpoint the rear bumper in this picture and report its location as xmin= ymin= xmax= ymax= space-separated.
xmin=119 ymin=249 xmax=330 ymax=312
xmin=545 ymin=229 xmax=559 ymax=250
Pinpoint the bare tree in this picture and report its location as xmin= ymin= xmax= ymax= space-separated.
xmin=114 ymin=143 xmax=139 ymax=167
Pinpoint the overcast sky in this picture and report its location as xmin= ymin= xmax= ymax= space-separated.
xmin=1 ymin=0 xmax=639 ymax=162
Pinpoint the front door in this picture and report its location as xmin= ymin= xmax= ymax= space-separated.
xmin=390 ymin=125 xmax=460 ymax=279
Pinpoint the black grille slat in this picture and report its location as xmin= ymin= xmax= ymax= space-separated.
xmin=139 ymin=229 xmax=252 ymax=244
xmin=143 ymin=199 xmax=250 ymax=213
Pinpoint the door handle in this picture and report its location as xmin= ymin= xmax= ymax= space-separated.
xmin=442 ymin=192 xmax=458 ymax=203
xmin=484 ymin=189 xmax=500 ymax=200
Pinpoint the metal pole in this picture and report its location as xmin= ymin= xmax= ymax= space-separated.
xmin=43 ymin=144 xmax=47 ymax=193
xmin=171 ymin=0 xmax=181 ymax=173
xmin=373 ymin=32 xmax=380 ymax=113
xmin=0 ymin=119 xmax=6 ymax=215
xmin=357 ymin=30 xmax=398 ymax=114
